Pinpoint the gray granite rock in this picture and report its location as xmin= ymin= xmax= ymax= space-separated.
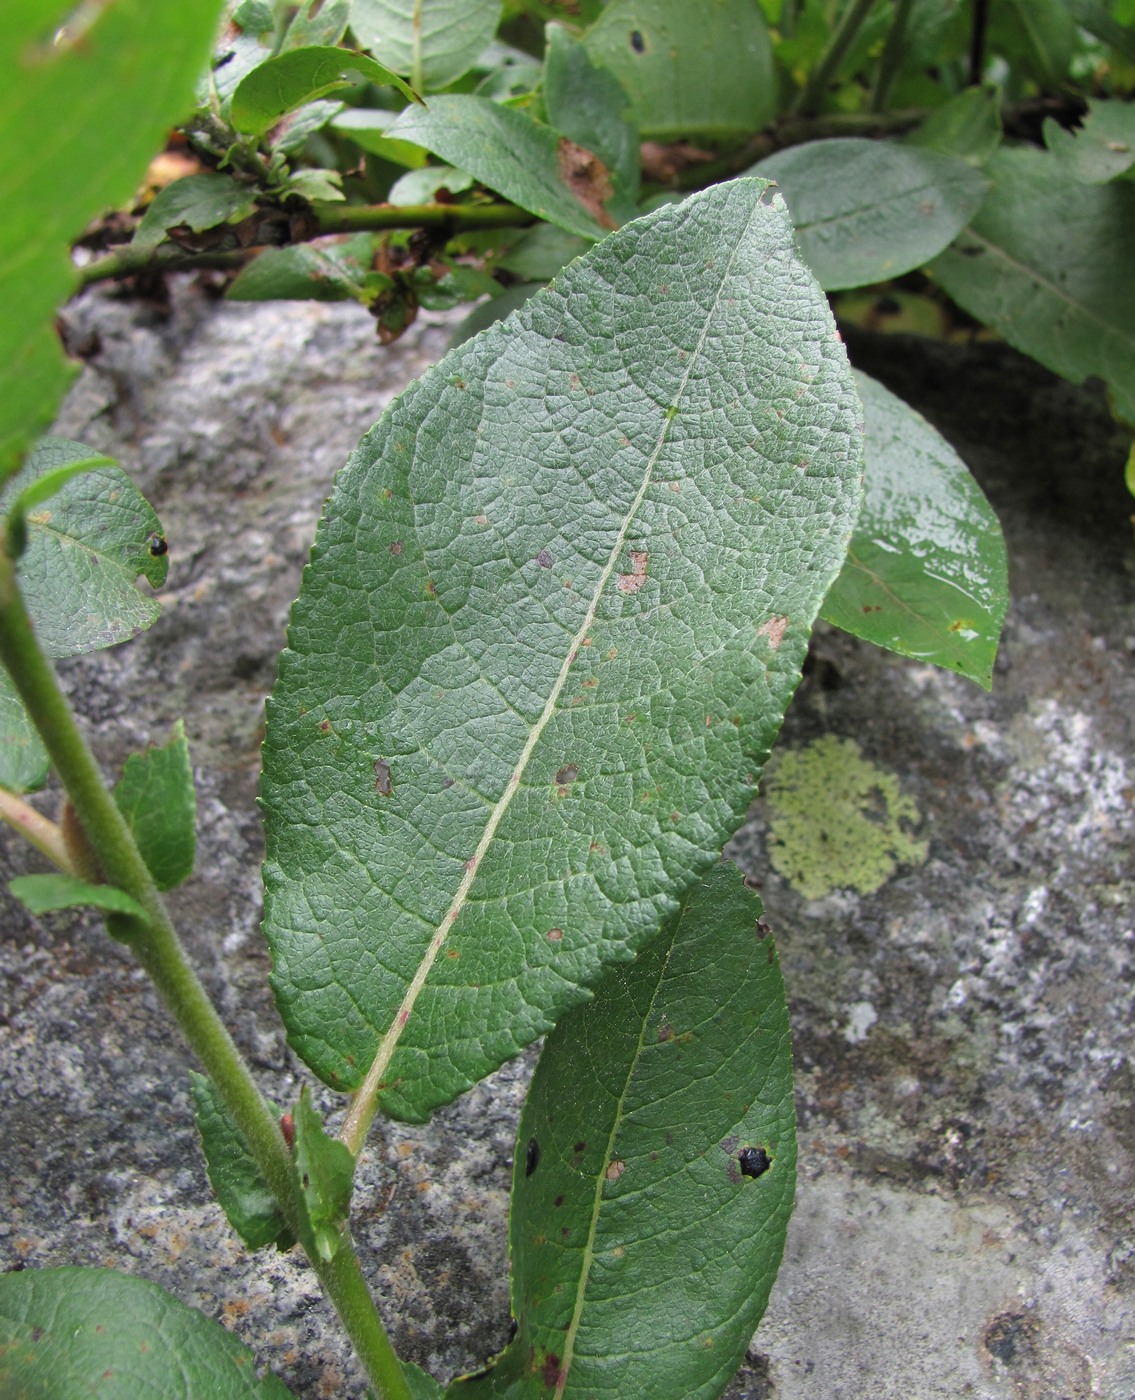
xmin=0 ymin=282 xmax=1131 ymax=1399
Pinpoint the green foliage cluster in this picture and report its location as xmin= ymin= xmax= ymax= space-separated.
xmin=0 ymin=2 xmax=1128 ymax=1397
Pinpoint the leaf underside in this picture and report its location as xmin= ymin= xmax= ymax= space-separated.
xmin=453 ymin=863 xmax=796 ymax=1400
xmin=261 ymin=178 xmax=863 ymax=1123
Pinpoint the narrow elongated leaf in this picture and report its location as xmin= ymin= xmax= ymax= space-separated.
xmin=452 ymin=863 xmax=795 ymax=1400
xmin=9 ymin=874 xmax=147 ymax=919
xmin=261 ymin=178 xmax=863 ymax=1122
xmin=751 ymin=139 xmax=989 ymax=291
xmin=1044 ymin=99 xmax=1135 ymax=185
xmin=0 ymin=666 xmax=48 ymax=793
xmin=349 ymin=0 xmax=503 ymax=90
xmin=993 ymin=0 xmax=1077 ymax=87
xmin=191 ymin=1073 xmax=294 ymax=1252
xmin=1063 ymin=0 xmax=1135 ymax=63
xmin=133 ymin=174 xmax=259 ymax=252
xmin=822 ymin=373 xmax=1008 ymax=688
xmin=931 ymin=146 xmax=1135 ymax=424
xmin=0 ymin=0 xmax=228 ymax=482
xmin=390 ymin=94 xmax=639 ymax=239
xmin=230 ymin=45 xmax=418 ymax=135
xmin=0 ymin=1267 xmax=296 ymax=1398
xmin=292 ymin=1086 xmax=355 ymax=1261
xmin=544 ymin=24 xmax=639 ymax=195
xmin=330 ymin=107 xmax=430 ymax=165
xmin=113 ymin=721 xmax=196 ymax=891
xmin=1 ymin=438 xmax=168 ymax=658
xmin=582 ymin=0 xmax=776 ymax=142
xmin=907 ymin=85 xmax=1002 ymax=167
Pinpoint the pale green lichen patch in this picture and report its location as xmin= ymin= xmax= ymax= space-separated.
xmin=764 ymin=735 xmax=928 ymax=899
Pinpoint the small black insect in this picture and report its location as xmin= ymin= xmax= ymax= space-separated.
xmin=147 ymin=532 xmax=168 ymax=558
xmin=525 ymin=1137 xmax=541 ymax=1177
xmin=739 ymin=1146 xmax=771 ymax=1179
xmin=630 ymin=29 xmax=646 ymax=53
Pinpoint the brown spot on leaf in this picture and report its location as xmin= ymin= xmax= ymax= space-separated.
xmin=617 ymin=549 xmax=648 ymax=594
xmin=536 ymin=549 xmax=553 ymax=568
xmin=542 ymin=1352 xmax=563 ymax=1388
xmin=605 ymin=1159 xmax=626 ymax=1182
xmin=757 ymin=615 xmax=789 ymax=650
xmin=425 ymin=579 xmax=437 ymax=599
xmin=755 ymin=917 xmax=772 ymax=940
xmin=555 ymin=764 xmax=579 ymax=785
xmin=557 ymin=137 xmax=618 ymax=229
xmin=374 ymin=760 xmax=393 ymax=796
xmin=319 ymin=719 xmax=332 ymax=734
xmin=658 ymin=1023 xmax=674 ymax=1041
xmin=390 ymin=540 xmax=403 ymax=555
xmin=546 ymin=927 xmax=563 ymax=942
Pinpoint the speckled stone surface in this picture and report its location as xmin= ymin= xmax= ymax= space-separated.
xmin=1 ymin=282 xmax=1131 ymax=1399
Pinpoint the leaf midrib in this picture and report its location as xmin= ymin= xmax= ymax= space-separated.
xmin=339 ymin=206 xmax=756 ymax=1148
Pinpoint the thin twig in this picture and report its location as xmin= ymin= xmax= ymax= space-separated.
xmin=792 ymin=0 xmax=880 ymax=117
xmin=872 ymin=0 xmax=916 ymax=113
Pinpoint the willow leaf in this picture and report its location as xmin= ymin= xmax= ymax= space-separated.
xmin=261 ymin=178 xmax=863 ymax=1124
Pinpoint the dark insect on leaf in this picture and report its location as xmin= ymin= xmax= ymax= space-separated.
xmin=148 ymin=532 xmax=169 ymax=557
xmin=738 ymin=1145 xmax=771 ymax=1179
xmin=630 ymin=29 xmax=646 ymax=53
xmin=525 ymin=1137 xmax=540 ymax=1177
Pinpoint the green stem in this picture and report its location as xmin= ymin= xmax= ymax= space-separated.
xmin=77 ymin=203 xmax=534 ymax=289
xmin=792 ymin=0 xmax=880 ymax=116
xmin=0 ymin=552 xmax=412 ymax=1400
xmin=871 ymin=0 xmax=916 ymax=113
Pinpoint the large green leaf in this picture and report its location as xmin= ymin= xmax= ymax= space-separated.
xmin=906 ymin=85 xmax=1002 ymax=168
xmin=390 ymin=94 xmax=639 ymax=239
xmin=581 ymin=0 xmax=776 ymax=143
xmin=113 ymin=721 xmax=197 ymax=891
xmin=452 ymin=863 xmax=795 ymax=1400
xmin=349 ymin=0 xmax=503 ymax=90
xmin=822 ymin=373 xmax=1008 ymax=688
xmin=230 ymin=45 xmax=418 ymax=135
xmin=227 ymin=235 xmax=390 ymax=304
xmin=1 ymin=438 xmax=168 ymax=658
xmin=191 ymin=1074 xmax=294 ymax=1252
xmin=751 ymin=139 xmax=989 ymax=291
xmin=261 ymin=178 xmax=863 ymax=1122
xmin=0 ymin=0 xmax=228 ymax=484
xmin=0 ymin=1267 xmax=295 ymax=1398
xmin=930 ymin=146 xmax=1135 ymax=424
xmin=1043 ymin=99 xmax=1135 ymax=185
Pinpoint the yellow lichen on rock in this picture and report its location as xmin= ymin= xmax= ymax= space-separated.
xmin=763 ymin=735 xmax=928 ymax=900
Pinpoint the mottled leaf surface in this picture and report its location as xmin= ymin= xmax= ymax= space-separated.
xmin=822 ymin=373 xmax=1008 ymax=687
xmin=931 ymin=146 xmax=1135 ymax=423
xmin=390 ymin=95 xmax=639 ymax=239
xmin=261 ymin=179 xmax=862 ymax=1121
xmin=349 ymin=0 xmax=503 ymax=89
xmin=9 ymin=874 xmax=147 ymax=919
xmin=453 ymin=863 xmax=795 ymax=1400
xmin=752 ymin=139 xmax=989 ymax=291
xmin=582 ymin=0 xmax=776 ymax=142
xmin=191 ymin=1074 xmax=293 ymax=1252
xmin=0 ymin=1267 xmax=295 ymax=1398
xmin=113 ymin=721 xmax=196 ymax=891
xmin=1 ymin=438 xmax=168 ymax=658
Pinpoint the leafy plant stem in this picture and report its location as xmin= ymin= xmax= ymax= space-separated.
xmin=792 ymin=0 xmax=880 ymax=116
xmin=76 ymin=203 xmax=535 ymax=289
xmin=0 ymin=550 xmax=410 ymax=1400
xmin=871 ymin=0 xmax=915 ymax=112
xmin=0 ymin=789 xmax=71 ymax=872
